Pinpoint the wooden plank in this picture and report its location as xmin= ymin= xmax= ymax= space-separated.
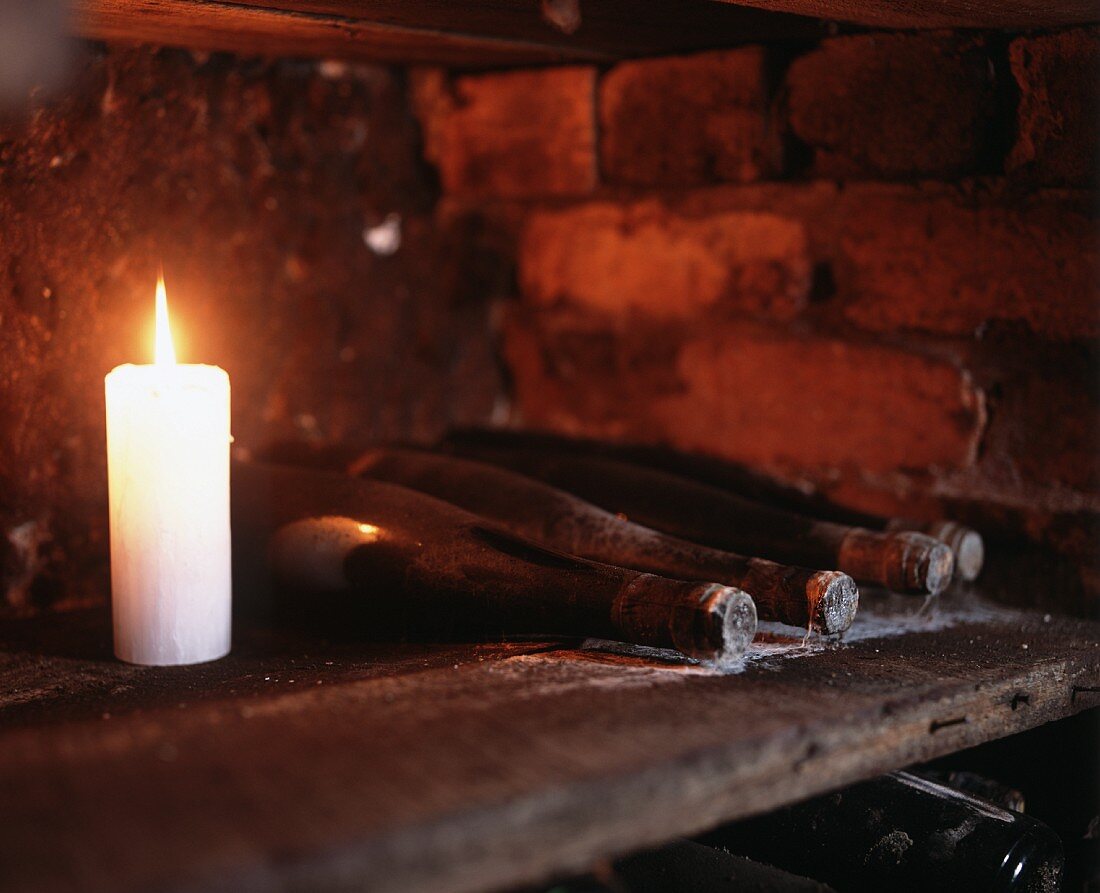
xmin=225 ymin=0 xmax=828 ymax=55
xmin=710 ymin=0 xmax=1098 ymax=29
xmin=72 ymin=0 xmax=608 ymax=67
xmin=71 ymin=0 xmax=825 ymax=69
xmin=68 ymin=0 xmax=1100 ymax=69
xmin=0 ymin=595 xmax=1097 ymax=893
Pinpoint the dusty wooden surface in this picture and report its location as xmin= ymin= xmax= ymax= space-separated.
xmin=0 ymin=594 xmax=1097 ymax=893
xmin=72 ymin=0 xmax=824 ymax=68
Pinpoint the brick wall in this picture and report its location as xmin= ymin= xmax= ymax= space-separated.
xmin=414 ymin=28 xmax=1100 ymax=613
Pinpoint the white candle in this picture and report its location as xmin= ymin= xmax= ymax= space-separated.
xmin=105 ymin=275 xmax=232 ymax=665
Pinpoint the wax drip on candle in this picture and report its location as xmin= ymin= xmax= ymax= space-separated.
xmin=155 ymin=271 xmax=176 ymax=366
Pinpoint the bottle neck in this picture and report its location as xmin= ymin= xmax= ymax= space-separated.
xmin=613 ymin=575 xmax=756 ymax=667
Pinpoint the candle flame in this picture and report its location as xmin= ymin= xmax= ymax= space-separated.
xmin=154 ymin=272 xmax=176 ymax=366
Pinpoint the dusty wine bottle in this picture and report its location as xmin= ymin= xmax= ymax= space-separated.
xmin=625 ymin=447 xmax=984 ymax=582
xmin=445 ymin=428 xmax=986 ymax=582
xmin=441 ymin=443 xmax=955 ymax=595
xmin=231 ymin=461 xmax=757 ymax=664
xmin=348 ymin=447 xmax=858 ymax=634
xmin=614 ymin=840 xmax=838 ymax=893
xmin=699 ymin=771 xmax=1064 ymax=893
xmin=886 ymin=518 xmax=982 ymax=582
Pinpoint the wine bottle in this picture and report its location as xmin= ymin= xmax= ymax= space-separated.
xmin=614 ymin=840 xmax=837 ymax=893
xmin=699 ymin=770 xmax=1064 ymax=893
xmin=885 ymin=519 xmax=982 ymax=582
xmin=348 ymin=447 xmax=858 ymax=634
xmin=231 ymin=461 xmax=757 ymax=665
xmin=440 ymin=443 xmax=955 ymax=595
xmin=520 ymin=841 xmax=838 ymax=893
xmin=620 ymin=447 xmax=984 ymax=583
xmin=444 ymin=428 xmax=985 ymax=582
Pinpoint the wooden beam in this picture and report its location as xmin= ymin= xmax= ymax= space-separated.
xmin=72 ymin=0 xmax=610 ymax=66
xmin=72 ymin=0 xmax=826 ymax=68
xmin=66 ymin=0 xmax=1100 ymax=69
xmin=710 ymin=0 xmax=1099 ymax=29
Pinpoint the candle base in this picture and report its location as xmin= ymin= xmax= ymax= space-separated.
xmin=113 ymin=640 xmax=232 ymax=668
xmin=112 ymin=600 xmax=232 ymax=666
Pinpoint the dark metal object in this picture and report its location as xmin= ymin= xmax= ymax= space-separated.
xmin=700 ymin=770 xmax=1065 ymax=892
xmin=232 ymin=461 xmax=756 ymax=664
xmin=349 ymin=446 xmax=857 ymax=633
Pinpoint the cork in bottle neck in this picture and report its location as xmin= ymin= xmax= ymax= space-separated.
xmin=838 ymin=528 xmax=955 ymax=595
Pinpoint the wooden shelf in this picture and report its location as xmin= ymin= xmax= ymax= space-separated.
xmin=71 ymin=0 xmax=827 ymax=69
xmin=712 ymin=0 xmax=1098 ymax=28
xmin=70 ymin=0 xmax=1099 ymax=68
xmin=1 ymin=593 xmax=1098 ymax=893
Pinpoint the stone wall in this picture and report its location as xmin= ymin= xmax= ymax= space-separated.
xmin=0 ymin=45 xmax=504 ymax=612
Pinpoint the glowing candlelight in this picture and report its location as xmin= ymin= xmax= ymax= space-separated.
xmin=105 ymin=273 xmax=232 ymax=665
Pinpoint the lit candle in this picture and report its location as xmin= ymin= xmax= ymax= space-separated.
xmin=105 ymin=274 xmax=232 ymax=665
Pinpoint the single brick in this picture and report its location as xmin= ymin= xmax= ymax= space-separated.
xmin=503 ymin=316 xmax=986 ymax=475
xmin=518 ymin=200 xmax=811 ymax=321
xmin=785 ymin=34 xmax=996 ymax=179
xmin=658 ymin=329 xmax=986 ymax=474
xmin=836 ymin=188 xmax=1099 ymax=340
xmin=1002 ymin=372 xmax=1100 ymax=494
xmin=599 ymin=48 xmax=780 ymax=186
xmin=1008 ymin=28 xmax=1100 ymax=186
xmin=979 ymin=341 xmax=1100 ymax=493
xmin=413 ymin=66 xmax=597 ymax=199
